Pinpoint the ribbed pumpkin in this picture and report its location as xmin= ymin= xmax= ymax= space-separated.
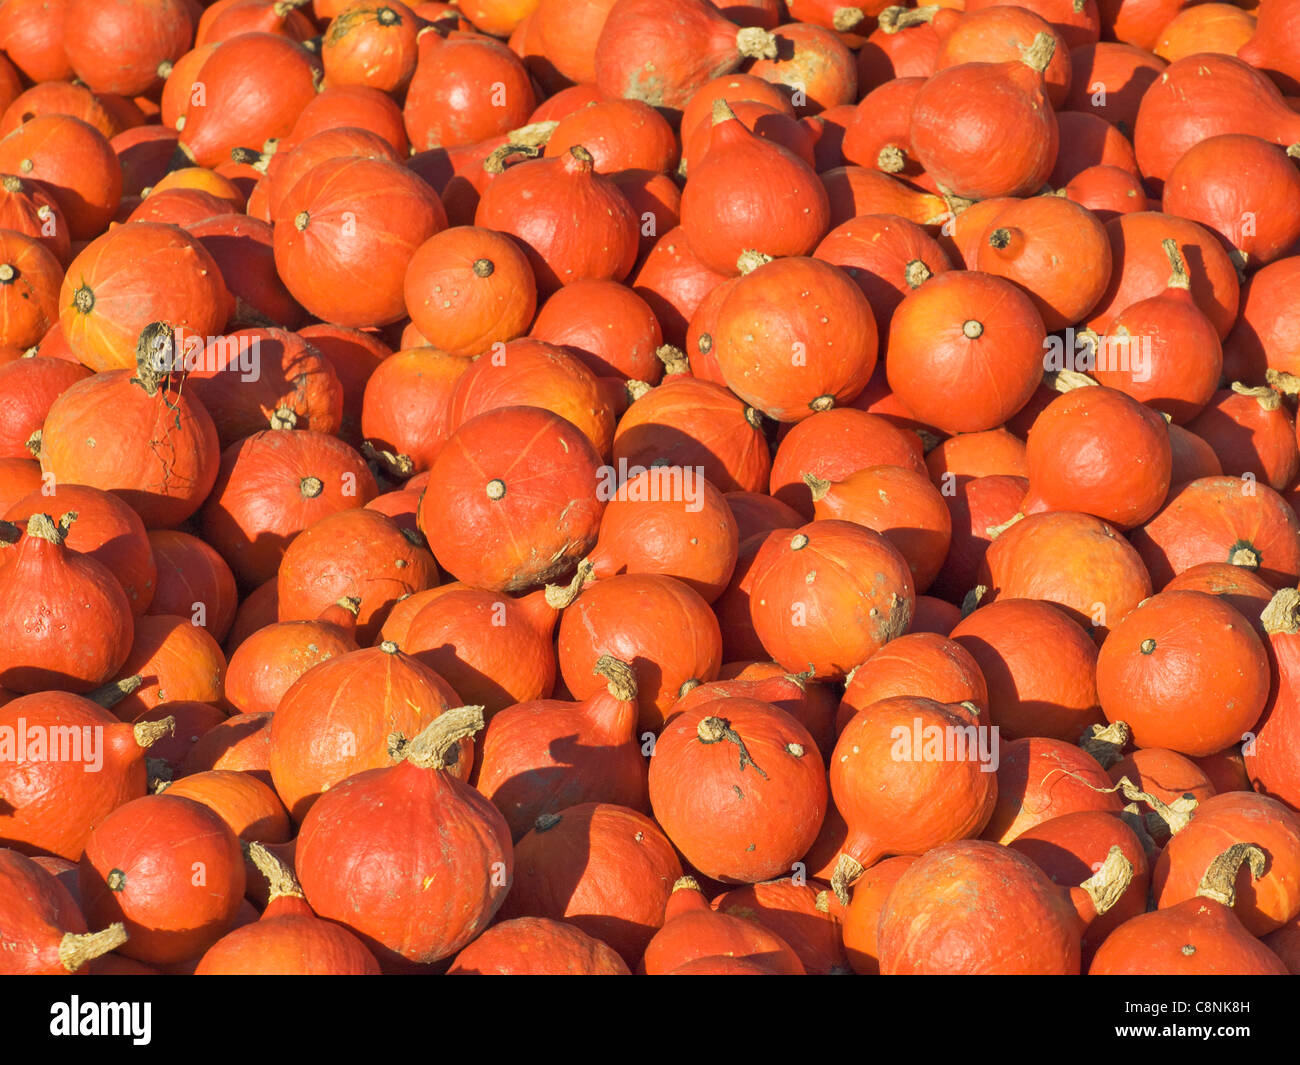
xmin=476 ymin=655 xmax=646 ymax=838
xmin=748 ymin=520 xmax=915 ymax=681
xmin=273 ymin=156 xmax=447 ymax=328
xmin=499 ymin=802 xmax=683 ymax=967
xmin=711 ymin=256 xmax=877 ymax=423
xmin=680 ymin=100 xmax=830 ymax=276
xmin=79 ymin=794 xmax=245 ymax=964
xmin=886 ymin=271 xmax=1046 ymax=435
xmin=38 ymin=339 xmax=221 ymax=528
xmin=474 ymin=146 xmax=639 ymax=295
xmin=447 ymin=916 xmax=631 ymax=975
xmin=593 ymin=0 xmax=779 ymax=114
xmin=611 ymin=377 xmax=770 ymax=495
xmin=0 ymin=514 xmax=133 ymax=694
xmin=403 ymin=226 xmax=536 ymax=359
xmin=0 ymin=690 xmax=169 ymax=860
xmin=1091 ymin=843 xmax=1289 ymax=975
xmin=879 ymin=839 xmax=1131 ymax=974
xmin=223 ymin=598 xmax=360 ymax=715
xmin=556 ymin=573 xmax=722 ymax=734
xmin=949 ymin=599 xmax=1102 ymax=742
xmin=294 ymin=707 xmax=513 ymax=969
xmin=418 ymin=406 xmax=604 ymax=594
xmin=59 ymin=225 xmax=228 ymax=374
xmin=650 ymin=697 xmax=826 ymax=883
xmin=276 ymin=508 xmax=437 ymax=644
xmin=269 ymin=642 xmax=465 ymax=822
xmin=909 ymin=33 xmax=1059 ymax=199
xmin=199 ymin=430 xmax=378 ymax=588
xmin=829 ymin=695 xmax=998 ymax=902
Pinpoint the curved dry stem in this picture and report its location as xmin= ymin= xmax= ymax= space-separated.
xmin=59 ymin=924 xmax=128 ymax=973
xmin=1079 ymin=844 xmax=1134 ymax=917
xmin=1196 ymin=842 xmax=1267 ymax=908
xmin=1261 ymin=587 xmax=1300 ymax=636
xmin=248 ymin=841 xmax=304 ymax=902
xmin=133 ymin=716 xmax=176 ymax=750
xmin=830 ymin=853 xmax=864 ymax=906
xmin=544 ymin=558 xmax=596 ymax=609
xmin=593 ymin=655 xmax=637 ymax=702
xmin=399 ymin=705 xmax=486 ymax=771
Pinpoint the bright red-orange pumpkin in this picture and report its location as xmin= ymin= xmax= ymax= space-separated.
xmin=79 ymin=793 xmax=245 ymax=964
xmin=418 ymin=406 xmax=605 ymax=594
xmin=294 ymin=707 xmax=513 ymax=970
xmin=649 ymin=696 xmax=827 ymax=883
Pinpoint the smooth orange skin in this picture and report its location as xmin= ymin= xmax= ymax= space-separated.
xmin=268 ymin=644 xmax=465 ymax=823
xmin=833 ymin=696 xmax=998 ymax=871
xmin=79 ymin=794 xmax=246 ymax=965
xmin=886 ymin=271 xmax=1046 ymax=435
xmin=981 ymin=509 xmax=1152 ymax=641
xmin=879 ymin=840 xmax=1087 ymax=975
xmin=748 ymin=520 xmax=915 ymax=681
xmin=164 ymin=770 xmax=290 ymax=843
xmin=981 ymin=737 xmax=1121 ymax=845
xmin=499 ymin=802 xmax=682 ymax=968
xmin=642 ymin=881 xmax=804 ymax=976
xmin=448 ymin=917 xmax=630 ymax=975
xmin=1090 ymin=897 xmax=1289 ymax=975
xmin=950 ymin=599 xmax=1102 ymax=742
xmin=650 ymin=697 xmax=827 ymax=883
xmin=1097 ymin=590 xmax=1270 ymax=757
xmin=1023 ymin=386 xmax=1172 ymax=530
xmin=1152 ymin=792 xmax=1300 ymax=937
xmin=838 ymin=632 xmax=988 ymax=734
